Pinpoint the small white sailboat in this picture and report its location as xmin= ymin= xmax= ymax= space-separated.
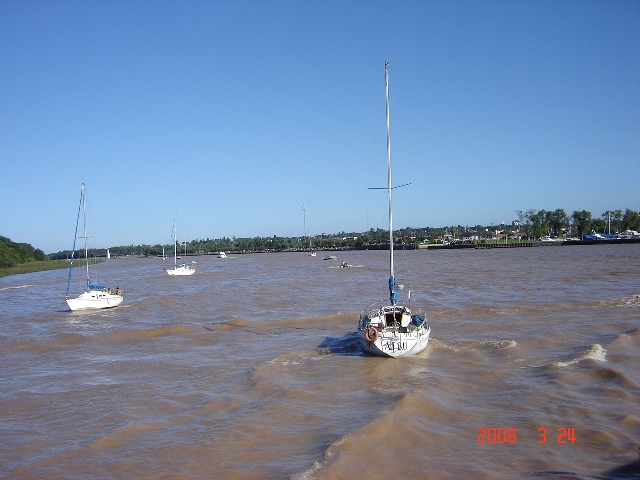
xmin=302 ymin=204 xmax=316 ymax=256
xmin=65 ymin=183 xmax=123 ymax=311
xmin=165 ymin=214 xmax=196 ymax=276
xmin=358 ymin=62 xmax=430 ymax=358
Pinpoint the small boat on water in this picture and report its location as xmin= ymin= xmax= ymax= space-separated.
xmin=65 ymin=183 xmax=123 ymax=311
xmin=165 ymin=214 xmax=196 ymax=276
xmin=302 ymin=204 xmax=317 ymax=256
xmin=357 ymin=62 xmax=430 ymax=358
xmin=323 ymin=255 xmax=337 ymax=261
xmin=537 ymin=235 xmax=563 ymax=242
xmin=218 ymin=251 xmax=227 ymax=258
xmin=584 ymin=231 xmax=618 ymax=241
xmin=618 ymin=230 xmax=640 ymax=239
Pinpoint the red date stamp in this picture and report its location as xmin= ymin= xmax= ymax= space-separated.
xmin=478 ymin=427 xmax=576 ymax=444
xmin=477 ymin=427 xmax=517 ymax=444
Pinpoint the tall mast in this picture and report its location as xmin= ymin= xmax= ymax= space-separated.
xmin=302 ymin=204 xmax=306 ymax=240
xmin=173 ymin=214 xmax=178 ymax=267
xmin=385 ymin=61 xmax=397 ymax=305
xmin=66 ymin=183 xmax=84 ymax=298
xmin=82 ymin=183 xmax=89 ymax=286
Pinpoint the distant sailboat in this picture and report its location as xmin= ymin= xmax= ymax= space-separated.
xmin=65 ymin=183 xmax=123 ymax=311
xmin=302 ymin=204 xmax=316 ymax=256
xmin=357 ymin=62 xmax=430 ymax=357
xmin=165 ymin=214 xmax=196 ymax=276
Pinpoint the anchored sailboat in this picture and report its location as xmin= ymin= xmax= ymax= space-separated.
xmin=302 ymin=204 xmax=316 ymax=256
xmin=65 ymin=183 xmax=123 ymax=311
xmin=357 ymin=62 xmax=430 ymax=357
xmin=165 ymin=214 xmax=196 ymax=276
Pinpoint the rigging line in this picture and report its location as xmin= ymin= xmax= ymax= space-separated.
xmin=399 ymin=238 xmax=416 ymax=303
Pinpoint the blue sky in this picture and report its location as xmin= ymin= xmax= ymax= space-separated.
xmin=1 ymin=1 xmax=639 ymax=254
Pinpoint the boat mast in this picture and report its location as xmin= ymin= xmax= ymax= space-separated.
xmin=385 ymin=61 xmax=398 ymax=305
xmin=66 ymin=183 xmax=84 ymax=298
xmin=82 ymin=183 xmax=89 ymax=288
xmin=302 ymin=204 xmax=308 ymax=249
xmin=173 ymin=214 xmax=178 ymax=267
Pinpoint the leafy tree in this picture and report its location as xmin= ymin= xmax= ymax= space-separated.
xmin=591 ymin=218 xmax=606 ymax=233
xmin=622 ymin=209 xmax=640 ymax=231
xmin=571 ymin=210 xmax=592 ymax=237
xmin=551 ymin=209 xmax=569 ymax=237
xmin=0 ymin=242 xmax=21 ymax=268
xmin=0 ymin=236 xmax=46 ymax=267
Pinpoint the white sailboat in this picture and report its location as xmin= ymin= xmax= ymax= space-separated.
xmin=357 ymin=62 xmax=430 ymax=357
xmin=302 ymin=204 xmax=316 ymax=256
xmin=65 ymin=183 xmax=123 ymax=311
xmin=165 ymin=214 xmax=196 ymax=276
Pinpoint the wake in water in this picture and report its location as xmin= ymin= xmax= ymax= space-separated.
xmin=0 ymin=284 xmax=34 ymax=291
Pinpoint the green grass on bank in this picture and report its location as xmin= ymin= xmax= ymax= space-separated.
xmin=0 ymin=260 xmax=75 ymax=278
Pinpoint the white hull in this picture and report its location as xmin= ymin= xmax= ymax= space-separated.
xmin=67 ymin=291 xmax=123 ymax=311
xmin=166 ymin=265 xmax=195 ymax=276
xmin=358 ymin=303 xmax=430 ymax=358
xmin=359 ymin=327 xmax=430 ymax=357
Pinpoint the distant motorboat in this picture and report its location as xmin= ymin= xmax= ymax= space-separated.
xmin=323 ymin=255 xmax=337 ymax=260
xmin=218 ymin=251 xmax=227 ymax=258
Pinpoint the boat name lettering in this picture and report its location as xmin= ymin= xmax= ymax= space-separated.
xmin=384 ymin=341 xmax=407 ymax=352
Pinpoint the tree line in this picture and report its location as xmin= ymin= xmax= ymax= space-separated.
xmin=515 ymin=208 xmax=639 ymax=239
xmin=0 ymin=236 xmax=47 ymax=268
xmin=7 ymin=206 xmax=640 ymax=263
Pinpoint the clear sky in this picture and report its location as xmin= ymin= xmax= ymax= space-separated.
xmin=1 ymin=1 xmax=639 ymax=254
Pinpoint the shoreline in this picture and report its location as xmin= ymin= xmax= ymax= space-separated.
xmin=425 ymin=238 xmax=640 ymax=250
xmin=3 ymin=240 xmax=639 ymax=277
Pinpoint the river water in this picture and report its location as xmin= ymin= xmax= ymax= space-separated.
xmin=1 ymin=244 xmax=639 ymax=479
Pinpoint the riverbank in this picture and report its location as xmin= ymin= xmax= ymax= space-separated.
xmin=425 ymin=238 xmax=640 ymax=250
xmin=0 ymin=259 xmax=103 ymax=278
xmin=0 ymin=260 xmax=70 ymax=278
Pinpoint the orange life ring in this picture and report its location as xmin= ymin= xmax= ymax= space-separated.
xmin=364 ymin=326 xmax=378 ymax=343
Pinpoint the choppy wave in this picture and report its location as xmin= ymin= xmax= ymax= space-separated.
xmin=2 ymin=247 xmax=639 ymax=480
xmin=107 ymin=324 xmax=201 ymax=340
xmin=429 ymin=294 xmax=640 ymax=319
xmin=215 ymin=312 xmax=358 ymax=329
xmin=552 ymin=344 xmax=607 ymax=367
xmin=596 ymin=294 xmax=640 ymax=308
